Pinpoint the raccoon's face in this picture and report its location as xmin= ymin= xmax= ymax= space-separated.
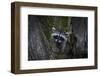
xmin=53 ymin=34 xmax=65 ymax=49
xmin=51 ymin=27 xmax=68 ymax=50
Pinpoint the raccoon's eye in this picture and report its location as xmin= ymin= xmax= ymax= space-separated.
xmin=53 ymin=36 xmax=58 ymax=39
xmin=59 ymin=37 xmax=64 ymax=41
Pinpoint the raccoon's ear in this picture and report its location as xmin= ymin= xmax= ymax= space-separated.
xmin=52 ymin=27 xmax=56 ymax=32
xmin=65 ymin=32 xmax=71 ymax=37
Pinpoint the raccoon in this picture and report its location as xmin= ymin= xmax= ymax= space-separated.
xmin=50 ymin=27 xmax=71 ymax=59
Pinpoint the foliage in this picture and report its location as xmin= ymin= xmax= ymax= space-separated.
xmin=38 ymin=16 xmax=69 ymax=41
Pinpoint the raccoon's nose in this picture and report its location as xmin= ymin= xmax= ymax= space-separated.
xmin=55 ymin=39 xmax=57 ymax=42
xmin=58 ymin=40 xmax=61 ymax=43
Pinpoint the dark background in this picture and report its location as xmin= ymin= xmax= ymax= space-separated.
xmin=28 ymin=15 xmax=88 ymax=60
